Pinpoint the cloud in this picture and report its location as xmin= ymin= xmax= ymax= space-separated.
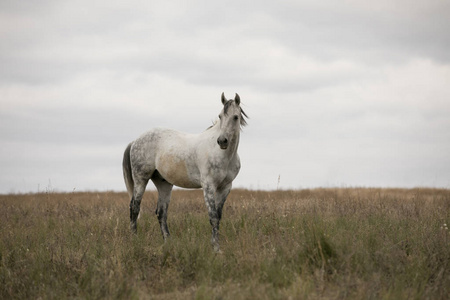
xmin=2 ymin=0 xmax=449 ymax=88
xmin=257 ymin=0 xmax=450 ymax=63
xmin=1 ymin=0 xmax=449 ymax=192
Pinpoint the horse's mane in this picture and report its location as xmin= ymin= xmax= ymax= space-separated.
xmin=206 ymin=120 xmax=218 ymax=131
xmin=223 ymin=100 xmax=248 ymax=128
xmin=205 ymin=101 xmax=248 ymax=131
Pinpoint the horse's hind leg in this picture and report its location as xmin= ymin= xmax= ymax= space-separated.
xmin=130 ymin=178 xmax=149 ymax=233
xmin=151 ymin=171 xmax=173 ymax=240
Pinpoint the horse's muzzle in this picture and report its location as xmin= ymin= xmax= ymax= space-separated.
xmin=217 ymin=137 xmax=228 ymax=150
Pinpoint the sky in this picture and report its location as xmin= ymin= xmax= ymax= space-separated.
xmin=1 ymin=0 xmax=450 ymax=193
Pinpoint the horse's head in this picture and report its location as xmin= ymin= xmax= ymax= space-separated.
xmin=217 ymin=93 xmax=248 ymax=150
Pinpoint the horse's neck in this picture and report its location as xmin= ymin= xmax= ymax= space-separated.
xmin=223 ymin=131 xmax=240 ymax=158
xmin=231 ymin=133 xmax=240 ymax=152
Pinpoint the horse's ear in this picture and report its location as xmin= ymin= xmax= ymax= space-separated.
xmin=221 ymin=92 xmax=227 ymax=105
xmin=235 ymin=93 xmax=240 ymax=105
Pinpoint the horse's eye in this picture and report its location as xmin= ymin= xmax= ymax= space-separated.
xmin=219 ymin=115 xmax=222 ymax=119
xmin=233 ymin=115 xmax=239 ymax=121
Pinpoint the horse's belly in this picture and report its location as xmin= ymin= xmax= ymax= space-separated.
xmin=156 ymin=154 xmax=201 ymax=188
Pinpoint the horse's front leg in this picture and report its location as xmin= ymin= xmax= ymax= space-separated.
xmin=216 ymin=183 xmax=232 ymax=222
xmin=203 ymin=184 xmax=220 ymax=251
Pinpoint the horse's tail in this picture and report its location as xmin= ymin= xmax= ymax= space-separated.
xmin=122 ymin=142 xmax=134 ymax=199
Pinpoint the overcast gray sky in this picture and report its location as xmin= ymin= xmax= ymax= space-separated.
xmin=1 ymin=0 xmax=449 ymax=193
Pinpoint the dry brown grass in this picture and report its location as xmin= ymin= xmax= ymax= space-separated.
xmin=1 ymin=188 xmax=449 ymax=299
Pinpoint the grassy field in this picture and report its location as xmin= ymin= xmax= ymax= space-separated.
xmin=0 ymin=188 xmax=449 ymax=299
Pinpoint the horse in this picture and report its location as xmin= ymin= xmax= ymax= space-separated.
xmin=122 ymin=93 xmax=248 ymax=251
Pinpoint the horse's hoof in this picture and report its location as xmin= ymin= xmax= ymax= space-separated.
xmin=213 ymin=243 xmax=221 ymax=253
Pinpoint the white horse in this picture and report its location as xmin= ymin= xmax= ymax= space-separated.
xmin=122 ymin=93 xmax=248 ymax=251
